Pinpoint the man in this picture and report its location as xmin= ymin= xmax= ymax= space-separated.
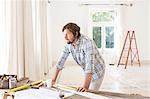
xmin=51 ymin=22 xmax=105 ymax=92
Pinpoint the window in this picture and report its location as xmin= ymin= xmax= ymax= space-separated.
xmin=93 ymin=27 xmax=101 ymax=48
xmin=89 ymin=7 xmax=121 ymax=64
xmin=90 ymin=9 xmax=116 ymax=49
xmin=92 ymin=11 xmax=115 ymax=22
xmin=105 ymin=26 xmax=114 ymax=48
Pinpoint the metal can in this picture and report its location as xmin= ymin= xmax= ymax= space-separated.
xmin=9 ymin=77 xmax=17 ymax=89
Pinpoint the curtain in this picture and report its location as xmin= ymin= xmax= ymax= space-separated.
xmin=7 ymin=0 xmax=25 ymax=79
xmin=0 ymin=0 xmax=10 ymax=74
xmin=23 ymin=0 xmax=49 ymax=81
xmin=0 ymin=0 xmax=50 ymax=81
xmin=24 ymin=0 xmax=49 ymax=81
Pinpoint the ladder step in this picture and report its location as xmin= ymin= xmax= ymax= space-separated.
xmin=122 ymin=57 xmax=127 ymax=58
xmin=118 ymin=63 xmax=125 ymax=65
xmin=131 ymin=38 xmax=135 ymax=39
xmin=123 ymin=48 xmax=129 ymax=50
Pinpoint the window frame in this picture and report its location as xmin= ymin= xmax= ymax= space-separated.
xmin=88 ymin=8 xmax=117 ymax=51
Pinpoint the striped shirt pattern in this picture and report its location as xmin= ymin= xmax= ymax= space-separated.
xmin=56 ymin=34 xmax=105 ymax=81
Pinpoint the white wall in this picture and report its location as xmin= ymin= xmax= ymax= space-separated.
xmin=122 ymin=0 xmax=149 ymax=62
xmin=48 ymin=0 xmax=150 ymax=64
xmin=148 ymin=0 xmax=150 ymax=61
xmin=48 ymin=1 xmax=88 ymax=64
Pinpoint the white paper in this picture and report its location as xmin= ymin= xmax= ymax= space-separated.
xmin=14 ymin=87 xmax=110 ymax=99
xmin=14 ymin=88 xmax=74 ymax=99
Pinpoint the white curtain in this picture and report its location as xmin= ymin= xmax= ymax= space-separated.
xmin=7 ymin=0 xmax=25 ymax=79
xmin=0 ymin=0 xmax=10 ymax=74
xmin=0 ymin=0 xmax=50 ymax=81
xmin=24 ymin=0 xmax=49 ymax=81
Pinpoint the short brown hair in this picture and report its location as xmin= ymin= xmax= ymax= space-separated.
xmin=62 ymin=22 xmax=81 ymax=38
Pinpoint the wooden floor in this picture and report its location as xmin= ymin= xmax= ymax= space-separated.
xmin=57 ymin=64 xmax=150 ymax=97
xmin=0 ymin=64 xmax=150 ymax=99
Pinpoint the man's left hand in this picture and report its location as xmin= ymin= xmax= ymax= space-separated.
xmin=77 ymin=87 xmax=88 ymax=92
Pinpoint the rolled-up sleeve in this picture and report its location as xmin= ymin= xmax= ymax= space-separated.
xmin=84 ymin=40 xmax=95 ymax=73
xmin=55 ymin=44 xmax=70 ymax=70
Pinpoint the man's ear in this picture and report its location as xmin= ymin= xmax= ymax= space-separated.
xmin=75 ymin=32 xmax=78 ymax=37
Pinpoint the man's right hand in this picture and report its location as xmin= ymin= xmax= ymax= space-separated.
xmin=51 ymin=68 xmax=61 ymax=87
xmin=51 ymin=79 xmax=56 ymax=87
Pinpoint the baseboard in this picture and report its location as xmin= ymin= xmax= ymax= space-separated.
xmin=113 ymin=60 xmax=150 ymax=66
xmin=53 ymin=60 xmax=150 ymax=66
xmin=141 ymin=60 xmax=150 ymax=65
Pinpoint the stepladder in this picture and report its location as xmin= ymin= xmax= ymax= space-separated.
xmin=117 ymin=31 xmax=141 ymax=69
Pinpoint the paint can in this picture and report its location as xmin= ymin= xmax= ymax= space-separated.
xmin=9 ymin=77 xmax=17 ymax=89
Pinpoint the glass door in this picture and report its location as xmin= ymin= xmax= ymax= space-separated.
xmin=89 ymin=9 xmax=119 ymax=64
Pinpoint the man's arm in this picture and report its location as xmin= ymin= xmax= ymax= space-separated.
xmin=77 ymin=40 xmax=95 ymax=92
xmin=51 ymin=68 xmax=61 ymax=86
xmin=77 ymin=73 xmax=92 ymax=92
xmin=52 ymin=44 xmax=70 ymax=86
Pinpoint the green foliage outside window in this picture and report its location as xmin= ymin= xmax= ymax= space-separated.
xmin=106 ymin=27 xmax=114 ymax=48
xmin=93 ymin=27 xmax=101 ymax=48
xmin=92 ymin=10 xmax=115 ymax=49
xmin=92 ymin=11 xmax=115 ymax=22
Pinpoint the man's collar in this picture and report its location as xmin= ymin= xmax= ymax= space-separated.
xmin=75 ymin=34 xmax=82 ymax=45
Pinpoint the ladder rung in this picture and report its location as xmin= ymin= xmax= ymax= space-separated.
xmin=118 ymin=63 xmax=125 ymax=65
xmin=131 ymin=38 xmax=135 ymax=39
xmin=122 ymin=57 xmax=127 ymax=58
xmin=123 ymin=48 xmax=129 ymax=50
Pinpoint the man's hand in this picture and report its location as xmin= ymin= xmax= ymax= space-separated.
xmin=51 ymin=68 xmax=61 ymax=87
xmin=77 ymin=87 xmax=88 ymax=92
xmin=79 ymin=73 xmax=92 ymax=92
xmin=51 ymin=79 xmax=56 ymax=87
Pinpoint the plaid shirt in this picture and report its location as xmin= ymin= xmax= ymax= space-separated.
xmin=56 ymin=34 xmax=105 ymax=81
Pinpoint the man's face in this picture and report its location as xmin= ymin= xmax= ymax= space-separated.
xmin=64 ymin=29 xmax=75 ymax=44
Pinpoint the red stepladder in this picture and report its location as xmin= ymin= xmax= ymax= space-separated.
xmin=117 ymin=31 xmax=141 ymax=69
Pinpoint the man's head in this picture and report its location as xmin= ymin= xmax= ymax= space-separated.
xmin=62 ymin=22 xmax=81 ymax=44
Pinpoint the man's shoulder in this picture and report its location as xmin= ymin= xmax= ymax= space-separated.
xmin=64 ymin=43 xmax=71 ymax=48
xmin=80 ymin=34 xmax=92 ymax=42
